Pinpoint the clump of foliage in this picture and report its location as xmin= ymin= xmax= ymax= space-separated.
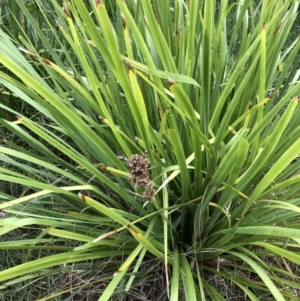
xmin=0 ymin=0 xmax=300 ymax=300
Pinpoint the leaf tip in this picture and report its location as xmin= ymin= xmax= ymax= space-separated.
xmin=113 ymin=270 xmax=120 ymax=276
xmin=95 ymin=0 xmax=103 ymax=7
xmin=93 ymin=230 xmax=116 ymax=242
xmin=121 ymin=13 xmax=126 ymax=29
xmin=167 ymin=77 xmax=176 ymax=87
xmin=63 ymin=3 xmax=71 ymax=18
xmin=78 ymin=193 xmax=86 ymax=201
xmin=123 ymin=59 xmax=134 ymax=72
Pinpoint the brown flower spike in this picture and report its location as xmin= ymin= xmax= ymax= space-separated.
xmin=127 ymin=152 xmax=154 ymax=200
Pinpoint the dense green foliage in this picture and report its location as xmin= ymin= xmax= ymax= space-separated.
xmin=1 ymin=0 xmax=300 ymax=300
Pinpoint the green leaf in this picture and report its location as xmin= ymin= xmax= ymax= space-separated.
xmin=229 ymin=251 xmax=285 ymax=301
